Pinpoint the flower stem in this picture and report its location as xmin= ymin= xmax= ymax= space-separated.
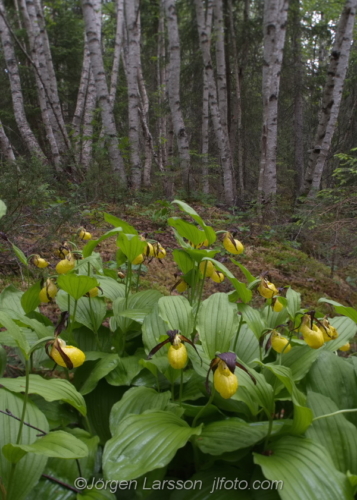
xmin=312 ymin=408 xmax=357 ymax=421
xmin=192 ymin=386 xmax=216 ymax=427
xmin=179 ymin=369 xmax=184 ymax=406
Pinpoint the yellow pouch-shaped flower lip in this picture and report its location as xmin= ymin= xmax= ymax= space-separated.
xmin=300 ymin=314 xmax=324 ymax=349
xmin=168 ymin=343 xmax=188 ymax=369
xmin=222 ymin=232 xmax=244 ymax=255
xmin=33 ymin=255 xmax=49 ymax=268
xmin=132 ymin=254 xmax=144 ymax=265
xmin=48 ymin=338 xmax=85 ymax=369
xmin=56 ymin=253 xmax=75 ymax=274
xmin=211 ymin=271 xmax=225 ymax=283
xmin=39 ymin=279 xmax=58 ymax=303
xmin=339 ymin=342 xmax=350 ymax=352
xmin=258 ymin=277 xmax=278 ymax=299
xmin=271 ymin=330 xmax=291 ymax=354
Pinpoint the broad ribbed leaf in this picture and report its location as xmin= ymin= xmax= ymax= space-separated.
xmin=110 ymin=387 xmax=171 ymax=435
xmin=57 ymin=275 xmax=99 ymax=300
xmin=11 ymin=243 xmax=28 ymax=266
xmin=113 ymin=290 xmax=162 ymax=335
xmin=77 ymin=354 xmax=119 ymax=395
xmin=82 ymin=228 xmax=123 ymax=258
xmin=254 ymin=436 xmax=353 ymax=500
xmin=261 ymin=304 xmax=289 ymax=329
xmin=324 ymin=316 xmax=357 ymax=351
xmin=0 ymin=311 xmax=30 ymax=357
xmin=197 ymin=293 xmax=239 ymax=358
xmin=117 ymin=233 xmax=146 ymax=261
xmin=286 ymin=287 xmax=301 ymax=319
xmin=0 ymin=199 xmax=6 ymax=218
xmin=21 ymin=281 xmax=42 ymax=314
xmin=238 ymin=304 xmax=265 ymax=339
xmin=93 ymin=275 xmax=126 ymax=301
xmin=280 ymin=345 xmax=320 ymax=381
xmin=0 ymin=388 xmax=48 ymax=500
xmin=3 ymin=431 xmax=88 ymax=463
xmin=230 ymin=259 xmax=256 ymax=283
xmin=103 ymin=411 xmax=202 ymax=480
xmin=172 ymin=249 xmax=194 ymax=273
xmin=196 ymin=419 xmax=284 ymax=455
xmin=232 ymin=324 xmax=259 ymax=364
xmin=158 ymin=296 xmax=194 ymax=337
xmin=307 ymin=391 xmax=357 ymax=474
xmin=106 ymin=350 xmax=144 ymax=386
xmin=172 ymin=200 xmax=216 ymax=244
xmin=168 ymin=218 xmax=207 ymax=245
xmin=104 ymin=213 xmax=137 ymax=234
xmin=0 ymin=346 xmax=6 ymax=376
xmin=318 ymin=298 xmax=357 ymax=323
xmin=0 ymin=284 xmax=24 ymax=318
xmin=0 ymin=375 xmax=86 ymax=415
xmin=142 ymin=304 xmax=169 ymax=355
xmin=307 ymin=351 xmax=357 ymax=426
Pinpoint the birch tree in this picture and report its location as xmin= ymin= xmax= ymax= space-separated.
xmin=0 ymin=1 xmax=45 ymax=161
xmin=82 ymin=0 xmax=127 ymax=186
xmin=303 ymin=0 xmax=357 ymax=194
xmin=258 ymin=0 xmax=289 ymax=203
xmin=195 ymin=0 xmax=235 ymax=205
xmin=162 ymin=0 xmax=191 ymax=193
xmin=0 ymin=119 xmax=16 ymax=162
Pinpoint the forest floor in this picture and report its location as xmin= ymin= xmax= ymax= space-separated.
xmin=1 ymin=200 xmax=357 ymax=317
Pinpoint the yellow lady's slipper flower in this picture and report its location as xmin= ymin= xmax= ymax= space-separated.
xmin=319 ymin=318 xmax=339 ymax=342
xmin=47 ymin=338 xmax=85 ymax=369
xmin=87 ymin=287 xmax=99 ymax=298
xmin=39 ymin=279 xmax=58 ymax=303
xmin=300 ymin=314 xmax=324 ymax=349
xmin=272 ymin=297 xmax=284 ymax=312
xmin=258 ymin=277 xmax=278 ymax=299
xmin=211 ymin=271 xmax=225 ymax=283
xmin=54 ymin=241 xmax=71 ymax=259
xmin=206 ymin=352 xmax=256 ymax=400
xmin=271 ymin=330 xmax=291 ymax=354
xmin=78 ymin=228 xmax=92 ymax=240
xmin=147 ymin=329 xmax=199 ymax=370
xmin=56 ymin=253 xmax=75 ymax=274
xmin=339 ymin=342 xmax=350 ymax=352
xmin=199 ymin=260 xmax=215 ymax=278
xmin=33 ymin=255 xmax=49 ymax=269
xmin=132 ymin=254 xmax=144 ymax=265
xmin=222 ymin=232 xmax=244 ymax=255
xmin=188 ymin=239 xmax=209 ymax=249
xmin=176 ymin=280 xmax=188 ymax=293
xmin=145 ymin=242 xmax=155 ymax=258
xmin=151 ymin=242 xmax=166 ymax=259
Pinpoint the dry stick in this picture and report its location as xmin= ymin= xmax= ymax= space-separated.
xmin=0 ymin=409 xmax=47 ymax=436
xmin=42 ymin=474 xmax=80 ymax=493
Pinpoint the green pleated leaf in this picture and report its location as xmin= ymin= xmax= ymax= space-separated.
xmin=196 ymin=292 xmax=239 ymax=359
xmin=11 ymin=243 xmax=28 ymax=266
xmin=82 ymin=228 xmax=123 ymax=258
xmin=3 ymin=430 xmax=88 ymax=463
xmin=109 ymin=387 xmax=171 ymax=435
xmin=230 ymin=259 xmax=257 ymax=283
xmin=280 ymin=345 xmax=320 ymax=381
xmin=0 ymin=284 xmax=24 ymax=319
xmin=0 ymin=388 xmax=48 ymax=500
xmin=106 ymin=349 xmax=144 ymax=386
xmin=0 ymin=375 xmax=86 ymax=415
xmin=0 ymin=199 xmax=6 ymax=218
xmin=77 ymin=489 xmax=116 ymax=500
xmin=21 ymin=281 xmax=42 ymax=314
xmin=261 ymin=304 xmax=289 ymax=329
xmin=93 ymin=275 xmax=126 ymax=301
xmin=142 ymin=304 xmax=169 ymax=355
xmin=56 ymin=291 xmax=107 ymax=332
xmin=103 ymin=410 xmax=202 ymax=481
xmin=172 ymin=200 xmax=216 ymax=244
xmin=323 ymin=316 xmax=357 ymax=351
xmin=307 ymin=391 xmax=357 ymax=474
xmin=103 ymin=213 xmax=137 ymax=234
xmin=238 ymin=304 xmax=265 ymax=339
xmin=172 ymin=249 xmax=195 ymax=274
xmin=196 ymin=419 xmax=283 ymax=455
xmin=233 ymin=324 xmax=260 ymax=364
xmin=158 ymin=296 xmax=194 ymax=337
xmin=286 ymin=287 xmax=301 ymax=319
xmin=318 ymin=298 xmax=357 ymax=323
xmin=168 ymin=218 xmax=207 ymax=245
xmin=254 ymin=436 xmax=354 ymax=500
xmin=0 ymin=311 xmax=30 ymax=357
xmin=0 ymin=345 xmax=6 ymax=376
xmin=76 ymin=354 xmax=120 ymax=395
xmin=57 ymin=275 xmax=99 ymax=300
xmin=307 ymin=350 xmax=357 ymax=427
xmin=117 ymin=233 xmax=146 ymax=262
xmin=113 ymin=290 xmax=162 ymax=335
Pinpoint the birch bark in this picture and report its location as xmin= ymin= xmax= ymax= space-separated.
xmin=304 ymin=0 xmax=357 ymax=194
xmin=162 ymin=0 xmax=191 ymax=193
xmin=81 ymin=70 xmax=96 ymax=169
xmin=258 ymin=0 xmax=289 ymax=203
xmin=195 ymin=0 xmax=235 ymax=205
xmin=0 ymin=119 xmax=16 ymax=162
xmin=82 ymin=0 xmax=127 ymax=186
xmin=0 ymin=1 xmax=45 ymax=160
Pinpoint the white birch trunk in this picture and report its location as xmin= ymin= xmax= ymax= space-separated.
xmin=258 ymin=0 xmax=289 ymax=203
xmin=81 ymin=70 xmax=96 ymax=169
xmin=195 ymin=0 xmax=235 ymax=205
xmin=0 ymin=1 xmax=46 ymax=160
xmin=304 ymin=0 xmax=357 ymax=193
xmin=162 ymin=0 xmax=191 ymax=193
xmin=82 ymin=0 xmax=127 ymax=186
xmin=0 ymin=119 xmax=16 ymax=162
xmin=109 ymin=0 xmax=124 ymax=107
xmin=124 ymin=0 xmax=142 ymax=189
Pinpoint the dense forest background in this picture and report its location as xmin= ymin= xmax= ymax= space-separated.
xmin=1 ymin=0 xmax=357 ymax=262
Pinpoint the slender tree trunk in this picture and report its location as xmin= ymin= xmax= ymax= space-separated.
xmin=258 ymin=0 xmax=289 ymax=204
xmin=227 ymin=0 xmax=244 ymax=196
xmin=82 ymin=0 xmax=127 ymax=186
xmin=124 ymin=0 xmax=142 ymax=189
xmin=0 ymin=1 xmax=46 ymax=160
xmin=162 ymin=0 xmax=191 ymax=194
xmin=195 ymin=0 xmax=235 ymax=205
xmin=291 ymin=0 xmax=304 ymax=193
xmin=0 ymin=119 xmax=16 ymax=162
xmin=304 ymin=0 xmax=357 ymax=194
xmin=138 ymin=61 xmax=153 ymax=188
xmin=109 ymin=0 xmax=124 ymax=107
xmin=81 ymin=70 xmax=96 ymax=169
